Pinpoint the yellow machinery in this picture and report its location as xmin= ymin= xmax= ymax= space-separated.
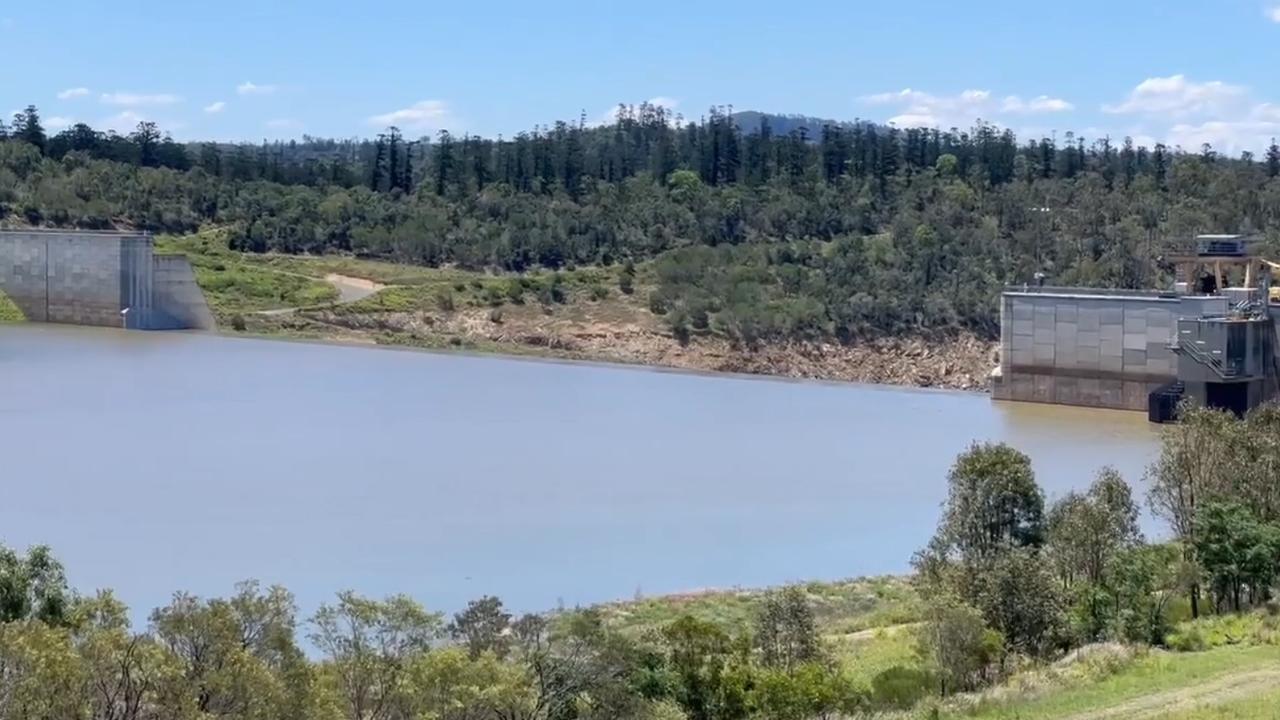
xmin=1264 ymin=259 xmax=1280 ymax=303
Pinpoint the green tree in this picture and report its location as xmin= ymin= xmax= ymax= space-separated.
xmin=1193 ymin=502 xmax=1280 ymax=612
xmin=938 ymin=442 xmax=1045 ymax=563
xmin=448 ymin=595 xmax=512 ymax=660
xmin=309 ymin=591 xmax=442 ymax=720
xmin=916 ymin=597 xmax=1003 ymax=695
xmin=0 ymin=544 xmax=71 ymax=625
xmin=753 ymin=586 xmax=821 ymax=672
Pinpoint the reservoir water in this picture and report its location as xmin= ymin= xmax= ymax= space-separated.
xmin=0 ymin=324 xmax=1161 ymax=621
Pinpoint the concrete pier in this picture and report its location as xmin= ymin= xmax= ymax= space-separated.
xmin=0 ymin=229 xmax=215 ymax=330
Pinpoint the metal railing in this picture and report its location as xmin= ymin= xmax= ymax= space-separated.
xmin=1173 ymin=339 xmax=1244 ymax=379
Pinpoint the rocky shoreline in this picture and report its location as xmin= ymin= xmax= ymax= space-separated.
xmin=263 ymin=305 xmax=998 ymax=392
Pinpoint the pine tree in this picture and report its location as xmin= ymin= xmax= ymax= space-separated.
xmin=370 ymin=134 xmax=387 ymax=191
xmin=434 ymin=130 xmax=455 ymax=196
xmin=13 ymin=105 xmax=46 ymax=152
xmin=1153 ymin=143 xmax=1169 ymax=189
xmin=386 ymin=127 xmax=401 ymax=192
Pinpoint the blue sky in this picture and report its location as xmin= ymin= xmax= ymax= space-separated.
xmin=4 ymin=0 xmax=1280 ymax=152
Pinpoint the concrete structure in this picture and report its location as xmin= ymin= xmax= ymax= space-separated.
xmin=994 ymin=237 xmax=1280 ymax=416
xmin=0 ymin=229 xmax=215 ymax=330
xmin=991 ymin=287 xmax=1180 ymax=411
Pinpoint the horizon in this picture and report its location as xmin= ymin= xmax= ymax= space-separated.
xmin=4 ymin=0 xmax=1280 ymax=152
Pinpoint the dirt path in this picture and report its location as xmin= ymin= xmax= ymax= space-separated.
xmin=1060 ymin=666 xmax=1280 ymax=720
xmin=258 ymin=273 xmax=386 ymax=316
xmin=833 ymin=622 xmax=921 ymax=643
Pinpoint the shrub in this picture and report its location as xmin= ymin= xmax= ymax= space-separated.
xmin=489 ymin=307 xmax=504 ymax=324
xmin=230 ymin=314 xmax=247 ymax=332
xmin=589 ymin=284 xmax=609 ymax=301
xmin=434 ymin=290 xmax=455 ymax=312
xmin=505 ymin=279 xmax=525 ymax=304
xmin=869 ymin=665 xmax=933 ymax=710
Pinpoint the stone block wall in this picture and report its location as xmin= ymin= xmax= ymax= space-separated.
xmin=0 ymin=230 xmax=213 ymax=330
xmin=993 ymin=290 xmax=1180 ymax=410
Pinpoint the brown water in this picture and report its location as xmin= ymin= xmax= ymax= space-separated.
xmin=0 ymin=323 xmax=1161 ymax=620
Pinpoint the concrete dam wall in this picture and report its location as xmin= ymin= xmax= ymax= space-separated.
xmin=991 ymin=289 xmax=1179 ymax=411
xmin=0 ymin=230 xmax=215 ymax=330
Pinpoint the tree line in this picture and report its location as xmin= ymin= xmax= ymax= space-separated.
xmin=5 ymin=103 xmax=1280 ymax=343
xmin=909 ymin=402 xmax=1280 ymax=700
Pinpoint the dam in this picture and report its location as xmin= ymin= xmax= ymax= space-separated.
xmin=0 ymin=229 xmax=214 ymax=330
xmin=993 ymin=235 xmax=1280 ymax=419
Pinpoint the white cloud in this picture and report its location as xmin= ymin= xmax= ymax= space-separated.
xmin=265 ymin=118 xmax=301 ymax=130
xmin=1267 ymin=5 xmax=1280 ymax=22
xmin=237 ymin=81 xmax=277 ymax=96
xmin=57 ymin=87 xmax=90 ymax=100
xmin=860 ymin=87 xmax=1071 ymax=129
xmin=1001 ymin=95 xmax=1074 ymax=113
xmin=1165 ymin=102 xmax=1280 ymax=153
xmin=367 ymin=99 xmax=451 ymax=130
xmin=1102 ymin=75 xmax=1246 ymax=116
xmin=599 ymin=96 xmax=680 ymax=125
xmin=100 ymin=92 xmax=181 ymax=107
xmin=102 ymin=110 xmax=146 ymax=132
xmin=45 ymin=116 xmax=73 ymax=130
xmin=204 ymin=101 xmax=226 ymax=114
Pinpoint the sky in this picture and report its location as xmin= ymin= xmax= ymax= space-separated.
xmin=4 ymin=0 xmax=1280 ymax=152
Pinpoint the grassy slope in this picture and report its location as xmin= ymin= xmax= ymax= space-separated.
xmin=953 ymin=645 xmax=1280 ymax=720
xmin=161 ymin=229 xmax=637 ymax=321
xmin=597 ymin=582 xmax=1280 ymax=720
xmin=155 ymin=231 xmax=339 ymax=316
xmin=585 ymin=576 xmax=921 ymax=637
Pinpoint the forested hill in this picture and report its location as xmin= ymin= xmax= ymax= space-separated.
xmin=3 ymin=101 xmax=1280 ymax=343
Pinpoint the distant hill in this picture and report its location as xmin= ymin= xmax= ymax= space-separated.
xmin=731 ymin=111 xmax=882 ymax=140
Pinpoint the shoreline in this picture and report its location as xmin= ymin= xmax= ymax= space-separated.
xmin=225 ymin=318 xmax=1001 ymax=394
xmin=239 ymin=303 xmax=1000 ymax=394
xmin=2 ymin=319 xmax=998 ymax=395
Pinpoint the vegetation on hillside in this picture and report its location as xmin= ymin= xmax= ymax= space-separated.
xmin=5 ymin=104 xmax=1280 ymax=347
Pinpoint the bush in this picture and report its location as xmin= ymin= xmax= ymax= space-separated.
xmin=434 ymin=289 xmax=455 ymax=312
xmin=488 ymin=307 xmax=504 ymax=324
xmin=483 ymin=285 xmax=506 ymax=306
xmin=505 ymin=279 xmax=525 ymax=304
xmin=649 ymin=291 xmax=670 ymax=315
xmin=869 ymin=665 xmax=933 ymax=710
xmin=230 ymin=314 xmax=247 ymax=332
xmin=589 ymin=284 xmax=609 ymax=301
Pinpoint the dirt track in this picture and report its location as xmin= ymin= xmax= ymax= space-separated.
xmin=1061 ymin=666 xmax=1280 ymax=720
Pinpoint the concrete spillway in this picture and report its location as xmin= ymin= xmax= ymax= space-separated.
xmin=0 ymin=229 xmax=215 ymax=330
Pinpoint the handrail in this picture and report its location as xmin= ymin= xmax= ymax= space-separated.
xmin=1174 ymin=338 xmax=1243 ymax=379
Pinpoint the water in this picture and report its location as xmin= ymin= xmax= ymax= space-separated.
xmin=0 ymin=324 xmax=1161 ymax=622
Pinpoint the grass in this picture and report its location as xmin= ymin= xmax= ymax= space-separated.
xmin=156 ymin=231 xmax=340 ymax=316
xmin=0 ymin=288 xmax=26 ymax=322
xmin=584 ymin=576 xmax=921 ymax=639
xmin=1152 ymin=686 xmax=1280 ymax=719
xmin=159 ymin=228 xmax=640 ymax=321
xmin=834 ymin=625 xmax=921 ymax=689
xmin=951 ymin=645 xmax=1280 ymax=720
